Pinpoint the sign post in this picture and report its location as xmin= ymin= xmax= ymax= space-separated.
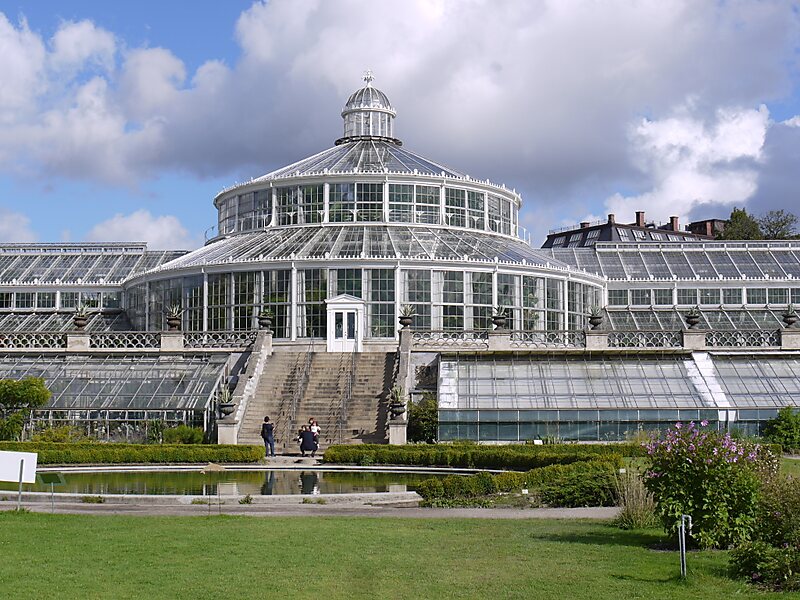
xmin=37 ymin=472 xmax=66 ymax=513
xmin=0 ymin=450 xmax=38 ymax=511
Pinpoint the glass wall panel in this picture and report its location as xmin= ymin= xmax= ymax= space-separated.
xmin=329 ymin=183 xmax=355 ymax=222
xmin=263 ymin=270 xmax=291 ymax=338
xmin=356 ymin=183 xmax=383 ymax=222
xmin=388 ymin=184 xmax=413 ymax=222
xmin=297 ymin=268 xmax=327 ymax=338
xmin=368 ymin=268 xmax=394 ymax=337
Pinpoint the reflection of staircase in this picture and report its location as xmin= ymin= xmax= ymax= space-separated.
xmin=237 ymin=352 xmax=395 ymax=452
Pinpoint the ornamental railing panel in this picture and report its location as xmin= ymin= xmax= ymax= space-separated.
xmin=184 ymin=331 xmax=258 ymax=349
xmin=607 ymin=330 xmax=683 ymax=349
xmin=705 ymin=329 xmax=781 ymax=348
xmin=509 ymin=331 xmax=586 ymax=349
xmin=89 ymin=332 xmax=161 ymax=349
xmin=0 ymin=332 xmax=67 ymax=349
xmin=411 ymin=331 xmax=490 ymax=350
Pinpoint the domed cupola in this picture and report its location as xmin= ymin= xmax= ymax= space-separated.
xmin=336 ymin=71 xmax=401 ymax=146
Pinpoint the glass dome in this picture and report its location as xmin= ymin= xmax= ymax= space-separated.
xmin=339 ymin=71 xmax=399 ymax=144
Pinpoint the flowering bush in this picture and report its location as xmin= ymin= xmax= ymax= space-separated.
xmin=643 ymin=420 xmax=775 ymax=549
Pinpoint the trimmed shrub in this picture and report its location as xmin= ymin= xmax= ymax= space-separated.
xmin=416 ymin=458 xmax=618 ymax=507
xmin=764 ymin=406 xmax=800 ymax=453
xmin=324 ymin=443 xmax=626 ymax=470
xmin=0 ymin=441 xmax=263 ymax=464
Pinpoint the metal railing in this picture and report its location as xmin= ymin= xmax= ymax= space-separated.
xmin=184 ymin=331 xmax=258 ymax=349
xmin=282 ymin=340 xmax=314 ymax=450
xmin=411 ymin=330 xmax=490 ymax=350
xmin=705 ymin=329 xmax=781 ymax=348
xmin=509 ymin=330 xmax=586 ymax=349
xmin=607 ymin=330 xmax=683 ymax=349
xmin=90 ymin=332 xmax=160 ymax=349
xmin=0 ymin=332 xmax=66 ymax=349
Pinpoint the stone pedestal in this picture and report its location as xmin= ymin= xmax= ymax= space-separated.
xmin=388 ymin=420 xmax=407 ymax=445
xmin=160 ymin=331 xmax=184 ymax=351
xmin=585 ymin=330 xmax=608 ymax=350
xmin=682 ymin=330 xmax=706 ymax=350
xmin=66 ymin=333 xmax=90 ymax=351
xmin=217 ymin=419 xmax=238 ymax=445
xmin=782 ymin=329 xmax=800 ymax=350
xmin=487 ymin=332 xmax=512 ymax=351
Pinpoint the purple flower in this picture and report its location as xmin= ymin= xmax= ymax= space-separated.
xmin=675 ymin=422 xmax=683 ymax=430
xmin=700 ymin=419 xmax=709 ymax=427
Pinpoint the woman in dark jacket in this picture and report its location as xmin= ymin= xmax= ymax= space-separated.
xmin=298 ymin=425 xmax=317 ymax=457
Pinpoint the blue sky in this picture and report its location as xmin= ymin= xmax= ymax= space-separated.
xmin=0 ymin=1 xmax=799 ymax=248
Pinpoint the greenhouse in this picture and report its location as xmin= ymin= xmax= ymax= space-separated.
xmin=0 ymin=73 xmax=799 ymax=443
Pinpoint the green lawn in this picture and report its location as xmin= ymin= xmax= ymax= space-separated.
xmin=0 ymin=512 xmax=793 ymax=600
xmin=781 ymin=456 xmax=800 ymax=477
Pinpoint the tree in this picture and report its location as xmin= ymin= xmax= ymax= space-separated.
xmin=407 ymin=393 xmax=438 ymax=443
xmin=758 ymin=209 xmax=798 ymax=240
xmin=763 ymin=406 xmax=800 ymax=451
xmin=0 ymin=377 xmax=51 ymax=441
xmin=717 ymin=207 xmax=763 ymax=240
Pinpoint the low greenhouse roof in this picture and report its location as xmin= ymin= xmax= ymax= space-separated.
xmin=604 ymin=308 xmax=788 ymax=331
xmin=0 ymin=353 xmax=228 ymax=411
xmin=546 ymin=241 xmax=800 ymax=281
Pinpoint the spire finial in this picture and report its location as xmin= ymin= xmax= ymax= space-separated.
xmin=363 ymin=69 xmax=374 ymax=86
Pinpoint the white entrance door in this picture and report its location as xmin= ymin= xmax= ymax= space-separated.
xmin=332 ymin=310 xmax=358 ymax=353
xmin=325 ymin=294 xmax=364 ymax=353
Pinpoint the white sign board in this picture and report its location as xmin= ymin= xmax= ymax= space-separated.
xmin=0 ymin=450 xmax=38 ymax=484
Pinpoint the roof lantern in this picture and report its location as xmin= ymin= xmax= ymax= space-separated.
xmin=336 ymin=71 xmax=402 ymax=146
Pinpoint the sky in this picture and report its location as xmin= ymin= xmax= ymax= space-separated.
xmin=0 ymin=0 xmax=799 ymax=249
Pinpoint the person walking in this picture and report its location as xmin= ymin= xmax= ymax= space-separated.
xmin=260 ymin=416 xmax=275 ymax=457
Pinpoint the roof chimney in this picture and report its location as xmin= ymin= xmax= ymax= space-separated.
xmin=669 ymin=216 xmax=679 ymax=231
xmin=608 ymin=213 xmax=616 ymax=224
xmin=705 ymin=221 xmax=712 ymax=237
xmin=635 ymin=211 xmax=645 ymax=227
xmin=580 ymin=221 xmax=590 ymax=229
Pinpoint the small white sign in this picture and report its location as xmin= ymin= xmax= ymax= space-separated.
xmin=0 ymin=451 xmax=38 ymax=484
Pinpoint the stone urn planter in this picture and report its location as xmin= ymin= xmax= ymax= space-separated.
xmin=166 ymin=316 xmax=182 ymax=331
xmin=398 ymin=315 xmax=413 ymax=328
xmin=492 ymin=314 xmax=507 ymax=330
xmin=684 ymin=311 xmax=701 ymax=330
xmin=588 ymin=314 xmax=603 ymax=330
xmin=72 ymin=315 xmax=88 ymax=331
xmin=257 ymin=313 xmax=273 ymax=331
xmin=218 ymin=402 xmax=236 ymax=417
xmin=398 ymin=305 xmax=416 ymax=329
xmin=389 ymin=400 xmax=406 ymax=419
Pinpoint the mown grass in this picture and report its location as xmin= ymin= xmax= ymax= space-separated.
xmin=0 ymin=512 xmax=789 ymax=599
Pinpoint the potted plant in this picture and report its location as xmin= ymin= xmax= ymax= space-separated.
xmin=165 ymin=304 xmax=183 ymax=331
xmin=684 ymin=305 xmax=702 ymax=330
xmin=72 ymin=303 xmax=91 ymax=331
xmin=783 ymin=303 xmax=799 ymax=329
xmin=217 ymin=386 xmax=235 ymax=417
xmin=492 ymin=306 xmax=508 ymax=330
xmin=398 ymin=304 xmax=416 ymax=328
xmin=388 ymin=385 xmax=406 ymax=419
xmin=588 ymin=305 xmax=604 ymax=330
xmin=258 ymin=308 xmax=274 ymax=331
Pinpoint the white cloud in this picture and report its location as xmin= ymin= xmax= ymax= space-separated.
xmin=85 ymin=209 xmax=199 ymax=250
xmin=0 ymin=1 xmax=797 ymax=226
xmin=605 ymin=105 xmax=770 ymax=224
xmin=49 ymin=20 xmax=116 ymax=73
xmin=0 ymin=207 xmax=37 ymax=242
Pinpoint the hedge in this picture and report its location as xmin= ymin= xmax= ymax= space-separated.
xmin=0 ymin=442 xmax=263 ymax=464
xmin=324 ymin=443 xmax=628 ymax=470
xmin=416 ymin=458 xmax=619 ymax=507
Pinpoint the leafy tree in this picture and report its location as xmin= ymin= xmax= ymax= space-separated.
xmin=758 ymin=209 xmax=798 ymax=240
xmin=407 ymin=393 xmax=438 ymax=443
xmin=0 ymin=377 xmax=51 ymax=441
xmin=763 ymin=406 xmax=800 ymax=451
xmin=717 ymin=207 xmax=763 ymax=240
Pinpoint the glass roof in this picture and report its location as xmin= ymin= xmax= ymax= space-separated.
xmin=604 ymin=308 xmax=786 ymax=331
xmin=444 ymin=354 xmax=708 ymax=410
xmin=0 ymin=311 xmax=131 ymax=332
xmin=546 ymin=242 xmax=800 ymax=280
xmin=712 ymin=356 xmax=800 ymax=408
xmin=250 ymin=140 xmax=466 ymax=181
xmin=0 ymin=354 xmax=228 ymax=411
xmin=144 ymin=225 xmax=573 ymax=274
xmin=442 ymin=354 xmax=800 ymax=411
xmin=0 ymin=244 xmax=186 ymax=285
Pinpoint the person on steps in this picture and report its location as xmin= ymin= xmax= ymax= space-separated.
xmin=260 ymin=416 xmax=275 ymax=457
xmin=298 ymin=425 xmax=317 ymax=457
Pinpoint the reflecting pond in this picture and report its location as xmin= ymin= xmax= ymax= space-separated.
xmin=2 ymin=470 xmax=444 ymax=496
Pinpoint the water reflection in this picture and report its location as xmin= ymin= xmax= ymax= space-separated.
xmin=4 ymin=469 xmax=443 ymax=496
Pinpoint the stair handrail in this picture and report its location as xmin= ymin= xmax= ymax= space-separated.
xmin=285 ymin=338 xmax=314 ymax=448
xmin=336 ymin=344 xmax=358 ymax=444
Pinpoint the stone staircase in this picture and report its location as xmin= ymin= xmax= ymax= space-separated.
xmin=238 ymin=351 xmax=395 ymax=452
